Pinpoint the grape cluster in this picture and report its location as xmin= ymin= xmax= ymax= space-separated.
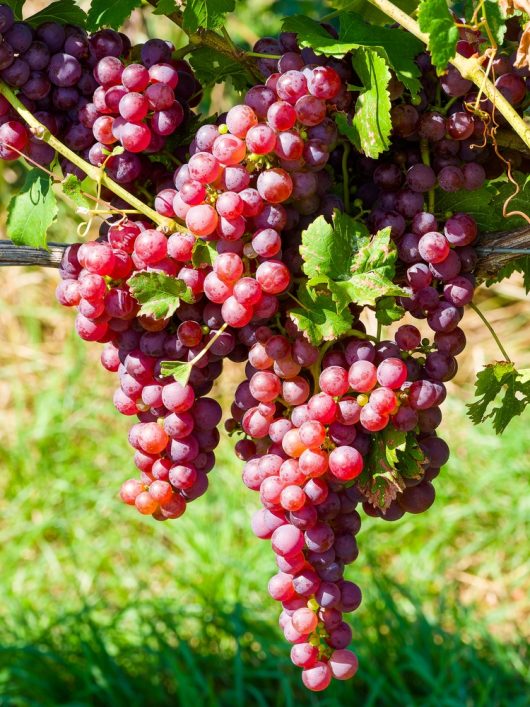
xmin=229 ymin=314 xmax=453 ymax=685
xmin=353 ymin=41 xmax=530 ymax=227
xmin=151 ymin=52 xmax=347 ymax=328
xmin=86 ymin=42 xmax=200 ymax=183
xmin=0 ymin=10 xmax=198 ymax=184
xmin=56 ymin=223 xmax=231 ymax=520
xmin=0 ymin=13 xmax=116 ymax=166
xmin=219 ymin=30 xmax=483 ymax=687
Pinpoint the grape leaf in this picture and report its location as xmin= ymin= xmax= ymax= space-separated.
xmin=27 ymin=0 xmax=87 ymax=27
xmin=160 ymin=361 xmax=192 ymax=384
xmin=396 ymin=432 xmax=425 ymax=480
xmin=192 ymin=239 xmax=218 ymax=267
xmin=189 ymin=46 xmax=250 ymax=92
xmin=376 ymin=296 xmax=406 ymax=325
xmin=61 ymin=174 xmax=92 ymax=210
xmin=160 ymin=360 xmax=193 ymax=385
xmin=357 ymin=428 xmax=425 ymax=510
xmin=485 ymin=257 xmax=530 ymax=293
xmin=434 ymin=183 xmax=497 ymax=230
xmin=127 ymin=272 xmax=193 ymax=320
xmin=467 ymin=361 xmax=530 ymax=434
xmin=357 ymin=428 xmax=406 ymax=510
xmin=340 ymin=47 xmax=392 ymax=159
xmin=154 ymin=0 xmax=179 ymax=14
xmin=282 ymin=12 xmax=423 ymax=94
xmin=86 ymin=0 xmax=142 ymax=31
xmin=6 ymin=172 xmax=58 ymax=249
xmin=299 ymin=216 xmax=406 ymax=326
xmin=182 ymin=0 xmax=235 ymax=33
xmin=418 ymin=0 xmax=459 ymax=73
xmin=289 ymin=284 xmax=353 ymax=345
xmin=481 ymin=0 xmax=507 ymax=45
xmin=325 ymin=228 xmax=408 ymax=311
xmin=300 ymin=211 xmax=370 ymax=281
xmin=436 ymin=172 xmax=530 ymax=231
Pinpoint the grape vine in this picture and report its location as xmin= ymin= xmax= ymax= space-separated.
xmin=1 ymin=0 xmax=530 ymax=692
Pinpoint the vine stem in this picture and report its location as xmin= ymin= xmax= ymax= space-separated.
xmin=469 ymin=301 xmax=512 ymax=362
xmin=187 ymin=322 xmax=228 ymax=368
xmin=366 ymin=0 xmax=530 ymax=149
xmin=245 ymin=52 xmax=282 ymax=59
xmin=0 ymin=81 xmax=185 ymax=235
xmin=4 ymin=224 xmax=530 ymax=270
xmin=477 ymin=247 xmax=530 ymax=255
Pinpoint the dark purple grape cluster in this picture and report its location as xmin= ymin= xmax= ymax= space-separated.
xmin=0 ymin=13 xmax=117 ymax=166
xmin=353 ymin=36 xmax=530 ymax=225
xmin=0 ymin=9 xmax=199 ymax=184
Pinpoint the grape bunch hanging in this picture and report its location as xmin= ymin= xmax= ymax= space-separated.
xmin=1 ymin=1 xmax=529 ymax=692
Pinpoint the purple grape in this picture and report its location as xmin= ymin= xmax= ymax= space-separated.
xmin=4 ymin=22 xmax=33 ymax=54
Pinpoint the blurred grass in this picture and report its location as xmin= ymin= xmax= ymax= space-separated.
xmin=0 ymin=265 xmax=529 ymax=706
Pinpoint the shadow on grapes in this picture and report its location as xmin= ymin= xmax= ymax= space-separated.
xmin=0 ymin=578 xmax=526 ymax=707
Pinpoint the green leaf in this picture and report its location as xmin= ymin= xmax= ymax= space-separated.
xmin=182 ymin=0 xmax=235 ymax=32
xmin=282 ymin=12 xmax=423 ymax=94
xmin=6 ymin=172 xmax=58 ymax=249
xmin=127 ymin=272 xmax=193 ymax=320
xmin=396 ymin=431 xmax=425 ymax=480
xmin=357 ymin=428 xmax=425 ymax=510
xmin=357 ymin=428 xmax=406 ymax=510
xmin=481 ymin=0 xmax=507 ymax=45
xmin=345 ymin=47 xmax=392 ymax=159
xmin=27 ymin=0 xmax=87 ymax=27
xmin=376 ymin=296 xmax=406 ymax=325
xmin=289 ymin=284 xmax=353 ymax=346
xmin=467 ymin=361 xmax=530 ymax=434
xmin=160 ymin=360 xmax=193 ymax=385
xmin=300 ymin=212 xmax=370 ymax=282
xmin=154 ymin=0 xmax=179 ymax=14
xmin=299 ymin=215 xmax=406 ymax=324
xmin=485 ymin=257 xmax=530 ymax=293
xmin=327 ymin=228 xmax=408 ymax=311
xmin=418 ymin=0 xmax=459 ymax=73
xmin=61 ymin=175 xmax=92 ymax=210
xmin=435 ymin=182 xmax=497 ymax=231
xmin=489 ymin=174 xmax=530 ymax=230
xmin=86 ymin=0 xmax=142 ymax=31
xmin=436 ymin=172 xmax=530 ymax=231
xmin=189 ymin=46 xmax=250 ymax=92
xmin=192 ymin=239 xmax=218 ymax=268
